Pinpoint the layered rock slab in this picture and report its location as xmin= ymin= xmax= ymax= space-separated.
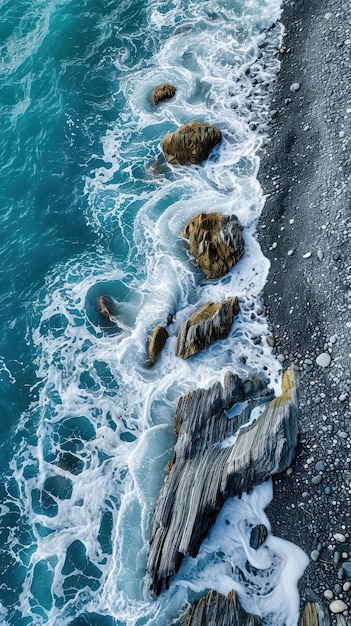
xmin=147 ymin=326 xmax=169 ymax=364
xmin=299 ymin=601 xmax=330 ymax=626
xmin=180 ymin=590 xmax=261 ymax=626
xmin=147 ymin=368 xmax=298 ymax=595
xmin=161 ymin=121 xmax=222 ymax=166
xmin=175 ymin=297 xmax=240 ymax=359
xmin=182 ymin=212 xmax=245 ymax=279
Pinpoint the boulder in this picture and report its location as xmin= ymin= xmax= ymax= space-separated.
xmin=151 ymin=84 xmax=176 ymax=105
xmin=161 ymin=121 xmax=222 ymax=166
xmin=175 ymin=297 xmax=240 ymax=359
xmin=147 ymin=326 xmax=169 ymax=364
xmin=180 ymin=590 xmax=261 ymax=626
xmin=182 ymin=212 xmax=245 ymax=279
xmin=147 ymin=367 xmax=298 ymax=594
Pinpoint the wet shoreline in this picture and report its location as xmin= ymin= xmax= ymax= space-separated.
xmin=258 ymin=0 xmax=351 ymax=617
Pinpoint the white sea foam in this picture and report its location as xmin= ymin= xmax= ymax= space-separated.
xmin=7 ymin=0 xmax=309 ymax=624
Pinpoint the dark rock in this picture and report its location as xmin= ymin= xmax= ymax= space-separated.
xmin=180 ymin=590 xmax=261 ymax=626
xmin=147 ymin=367 xmax=298 ymax=594
xmin=299 ymin=600 xmax=330 ymax=626
xmin=147 ymin=326 xmax=169 ymax=364
xmin=182 ymin=212 xmax=245 ymax=279
xmin=161 ymin=121 xmax=222 ymax=166
xmin=166 ymin=313 xmax=174 ymax=326
xmin=175 ymin=297 xmax=240 ymax=359
xmin=97 ymin=295 xmax=117 ymax=320
xmin=250 ymin=524 xmax=268 ymax=549
xmin=151 ymin=83 xmax=176 ymax=105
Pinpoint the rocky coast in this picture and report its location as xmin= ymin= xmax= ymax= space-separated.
xmin=258 ymin=0 xmax=351 ymax=621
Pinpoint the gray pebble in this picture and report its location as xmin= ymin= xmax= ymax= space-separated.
xmin=334 ymin=551 xmax=341 ymax=564
xmin=334 ymin=583 xmax=342 ymax=594
xmin=338 ymin=431 xmax=348 ymax=439
xmin=324 ymin=589 xmax=334 ymax=600
xmin=316 ymin=352 xmax=331 ymax=367
xmin=266 ymin=335 xmax=275 ymax=347
xmin=317 ymin=248 xmax=324 ymax=260
xmin=315 ymin=460 xmax=325 ymax=471
xmin=312 ymin=475 xmax=322 ymax=485
xmin=325 ymin=486 xmax=332 ymax=495
xmin=311 ymin=549 xmax=320 ymax=561
xmin=290 ymin=82 xmax=301 ymax=92
xmin=277 ymin=354 xmax=285 ymax=363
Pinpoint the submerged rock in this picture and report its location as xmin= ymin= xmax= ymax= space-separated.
xmin=97 ymin=295 xmax=117 ymax=320
xmin=180 ymin=590 xmax=261 ymax=626
xmin=182 ymin=212 xmax=245 ymax=279
xmin=147 ymin=326 xmax=169 ymax=364
xmin=161 ymin=121 xmax=222 ymax=166
xmin=147 ymin=367 xmax=298 ymax=594
xmin=151 ymin=83 xmax=176 ymax=105
xmin=175 ymin=297 xmax=240 ymax=359
xmin=299 ymin=601 xmax=330 ymax=625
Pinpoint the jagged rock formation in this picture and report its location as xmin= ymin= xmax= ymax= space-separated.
xmin=151 ymin=83 xmax=176 ymax=105
xmin=147 ymin=326 xmax=169 ymax=364
xmin=249 ymin=524 xmax=268 ymax=549
xmin=147 ymin=368 xmax=298 ymax=595
xmin=299 ymin=601 xmax=330 ymax=626
xmin=182 ymin=213 xmax=245 ymax=279
xmin=180 ymin=590 xmax=261 ymax=626
xmin=161 ymin=121 xmax=222 ymax=166
xmin=175 ymin=297 xmax=240 ymax=359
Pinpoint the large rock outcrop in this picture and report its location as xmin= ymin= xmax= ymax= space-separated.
xmin=161 ymin=121 xmax=222 ymax=166
xmin=175 ymin=297 xmax=240 ymax=359
xmin=182 ymin=212 xmax=245 ymax=279
xmin=180 ymin=590 xmax=261 ymax=626
xmin=151 ymin=83 xmax=176 ymax=105
xmin=147 ymin=368 xmax=298 ymax=595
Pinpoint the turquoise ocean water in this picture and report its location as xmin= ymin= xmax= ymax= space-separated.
xmin=0 ymin=0 xmax=308 ymax=624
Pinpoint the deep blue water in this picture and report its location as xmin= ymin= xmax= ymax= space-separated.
xmin=0 ymin=1 xmax=308 ymax=624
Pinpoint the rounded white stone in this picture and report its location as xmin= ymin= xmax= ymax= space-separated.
xmin=324 ymin=589 xmax=334 ymax=600
xmin=329 ymin=599 xmax=348 ymax=614
xmin=334 ymin=533 xmax=346 ymax=543
xmin=316 ymin=353 xmax=331 ymax=368
xmin=290 ymin=82 xmax=301 ymax=92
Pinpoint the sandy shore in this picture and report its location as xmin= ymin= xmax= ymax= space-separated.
xmin=258 ymin=0 xmax=351 ymax=619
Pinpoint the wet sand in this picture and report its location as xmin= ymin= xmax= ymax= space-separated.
xmin=258 ymin=0 xmax=351 ymax=616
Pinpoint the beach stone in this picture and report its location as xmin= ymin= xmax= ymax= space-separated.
xmin=300 ymin=600 xmax=331 ymax=625
xmin=334 ymin=533 xmax=347 ymax=543
xmin=311 ymin=475 xmax=322 ymax=485
xmin=316 ymin=352 xmax=331 ymax=368
xmin=266 ymin=335 xmax=276 ymax=347
xmin=151 ymin=83 xmax=176 ymax=105
xmin=324 ymin=590 xmax=334 ymax=600
xmin=175 ymin=297 xmax=240 ymax=359
xmin=315 ymin=461 xmax=325 ymax=471
xmin=329 ymin=600 xmax=348 ymax=614
xmin=147 ymin=326 xmax=169 ymax=364
xmin=290 ymin=82 xmax=301 ymax=92
xmin=161 ymin=121 xmax=222 ymax=166
xmin=182 ymin=212 xmax=245 ymax=279
xmin=179 ymin=590 xmax=261 ymax=626
xmin=311 ymin=549 xmax=320 ymax=561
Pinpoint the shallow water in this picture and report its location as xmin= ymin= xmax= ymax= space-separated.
xmin=0 ymin=0 xmax=308 ymax=624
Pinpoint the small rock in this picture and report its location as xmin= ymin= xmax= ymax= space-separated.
xmin=334 ymin=551 xmax=341 ymax=564
xmin=315 ymin=461 xmax=325 ymax=471
xmin=324 ymin=590 xmax=334 ymax=600
xmin=270 ymin=109 xmax=278 ymax=118
xmin=325 ymin=486 xmax=332 ymax=495
xmin=250 ymin=524 xmax=268 ymax=549
xmin=311 ymin=475 xmax=322 ymax=485
xmin=277 ymin=354 xmax=285 ymax=363
xmin=266 ymin=335 xmax=275 ymax=347
xmin=317 ymin=249 xmax=324 ymax=261
xmin=287 ymin=249 xmax=294 ymax=256
xmin=339 ymin=393 xmax=348 ymax=402
xmin=329 ymin=600 xmax=348 ymax=614
xmin=343 ymin=582 xmax=351 ymax=592
xmin=303 ymin=252 xmax=312 ymax=259
xmin=311 ymin=549 xmax=320 ymax=561
xmin=334 ymin=583 xmax=342 ymax=594
xmin=334 ymin=533 xmax=347 ymax=543
xmin=290 ymin=82 xmax=301 ymax=92
xmin=338 ymin=431 xmax=348 ymax=439
xmin=151 ymin=83 xmax=176 ymax=105
xmin=324 ymin=12 xmax=333 ymax=19
xmin=316 ymin=353 xmax=331 ymax=368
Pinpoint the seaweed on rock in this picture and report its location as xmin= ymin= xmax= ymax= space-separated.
xmin=147 ymin=367 xmax=298 ymax=595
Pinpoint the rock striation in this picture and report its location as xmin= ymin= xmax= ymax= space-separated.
xmin=147 ymin=326 xmax=169 ymax=364
xmin=151 ymin=83 xmax=176 ymax=105
xmin=182 ymin=212 xmax=245 ymax=279
xmin=299 ymin=601 xmax=330 ymax=626
xmin=147 ymin=367 xmax=298 ymax=595
xmin=161 ymin=121 xmax=222 ymax=166
xmin=180 ymin=590 xmax=261 ymax=626
xmin=175 ymin=297 xmax=240 ymax=359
